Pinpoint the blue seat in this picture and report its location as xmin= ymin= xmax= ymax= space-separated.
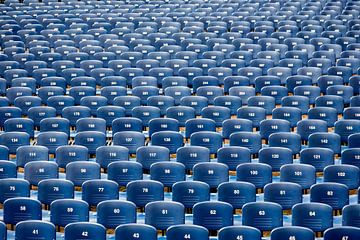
xmin=222 ymin=119 xmax=253 ymax=139
xmin=242 ymin=202 xmax=283 ymax=233
xmin=0 ymin=160 xmax=16 ymax=179
xmin=179 ymin=96 xmax=208 ymax=116
xmin=3 ymin=197 xmax=42 ymax=225
xmin=126 ymin=180 xmax=164 ymax=208
xmin=97 ymin=106 xmax=126 ymax=127
xmin=315 ymin=95 xmax=344 ymax=114
xmin=172 ymin=180 xmax=210 ymax=210
xmin=310 ymin=183 xmax=349 ymax=212
xmin=297 ymin=119 xmax=328 ymax=142
xmin=24 ymin=161 xmax=58 ymax=186
xmin=259 ymin=147 xmax=293 ymax=172
xmin=324 ymin=227 xmax=360 ymax=240
xmin=150 ymin=162 xmax=185 ymax=188
xmin=197 ymin=86 xmax=224 ymax=105
xmin=136 ymin=146 xmax=169 ymax=171
xmin=318 ymin=75 xmax=344 ymax=94
xmin=218 ymin=181 xmax=256 ymax=210
xmin=132 ymin=86 xmax=159 ymax=105
xmin=344 ymin=107 xmax=360 ymax=121
xmin=193 ymin=201 xmax=233 ymax=232
xmin=0 ymin=132 xmax=30 ymax=154
xmin=308 ymin=133 xmax=341 ymax=155
xmin=100 ymin=86 xmax=127 ymax=105
xmin=145 ymin=201 xmax=184 ymax=231
xmin=236 ymin=163 xmax=272 ymax=190
xmin=95 ymin=145 xmax=128 ymax=169
xmin=166 ymin=225 xmax=209 ymax=240
xmin=76 ymin=118 xmax=106 ymax=133
xmin=218 ymin=226 xmax=261 ymax=240
xmin=107 ymin=160 xmax=143 ymax=187
xmin=260 ymin=119 xmax=291 ymax=140
xmin=229 ymin=86 xmax=255 ymax=105
xmin=264 ymin=182 xmax=302 ymax=211
xmin=4 ymin=118 xmax=34 ymax=138
xmin=6 ymin=87 xmax=32 ymax=104
xmin=217 ymin=146 xmax=251 ymax=171
xmin=0 ymin=178 xmax=29 ymax=204
xmin=237 ymin=107 xmax=266 ymax=129
xmin=38 ymin=179 xmax=74 ymax=206
xmin=69 ymin=86 xmax=96 ymax=105
xmin=97 ymin=200 xmax=136 ymax=229
xmin=74 ymin=131 xmax=105 ymax=155
xmin=47 ymin=96 xmax=74 ymax=115
xmin=132 ymin=106 xmax=161 ymax=127
xmin=286 ymin=75 xmax=312 ymax=93
xmin=64 ymin=222 xmax=106 ymax=240
xmin=350 ymin=76 xmax=360 ymax=95
xmin=50 ymin=199 xmax=89 ymax=228
xmin=193 ymin=162 xmax=228 ymax=189
xmin=16 ymin=145 xmax=48 ymax=167
xmin=335 ymin=120 xmax=360 ymax=143
xmin=15 ymin=220 xmax=55 ymax=240
xmin=82 ymin=179 xmax=119 ymax=207
xmin=112 ymin=118 xmax=143 ymax=133
xmin=271 ymin=226 xmax=315 ymax=240
xmin=201 ymin=106 xmax=231 ymax=127
xmin=147 ymin=96 xmax=175 ymax=115
xmin=292 ymin=203 xmax=333 ymax=234
xmin=308 ymin=107 xmax=338 ymax=127
xmin=28 ymin=106 xmax=56 ymax=127
xmin=115 ymin=224 xmax=157 ymax=240
xmin=190 ymin=131 xmax=222 ymax=155
xmin=230 ymin=132 xmax=262 ymax=155
xmin=343 ymin=204 xmax=360 ymax=228
xmin=176 ymin=146 xmax=210 ymax=171
xmin=66 ymin=161 xmax=100 ymax=187
xmin=0 ymin=107 xmax=22 ymax=128
xmin=328 ymin=66 xmax=352 ymax=84
xmin=327 ymin=85 xmax=354 ymax=105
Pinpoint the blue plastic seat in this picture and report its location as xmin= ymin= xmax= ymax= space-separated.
xmin=180 ymin=96 xmax=208 ymax=116
xmin=0 ymin=107 xmax=22 ymax=128
xmin=132 ymin=86 xmax=159 ymax=105
xmin=82 ymin=179 xmax=119 ymax=207
xmin=0 ymin=159 xmax=16 ymax=179
xmin=0 ymin=178 xmax=29 ymax=204
xmin=218 ymin=181 xmax=256 ymax=210
xmin=4 ymin=118 xmax=34 ymax=138
xmin=115 ymin=224 xmax=157 ymax=240
xmin=230 ymin=132 xmax=262 ymax=155
xmin=3 ymin=197 xmax=42 ymax=225
xmin=16 ymin=145 xmax=48 ymax=168
xmin=166 ymin=225 xmax=209 ymax=240
xmin=145 ymin=201 xmax=184 ymax=231
xmin=217 ymin=146 xmax=251 ymax=171
xmin=236 ymin=163 xmax=272 ymax=190
xmin=218 ymin=226 xmax=261 ymax=240
xmin=308 ymin=133 xmax=341 ymax=155
xmin=97 ymin=200 xmax=136 ymax=229
xmin=15 ymin=220 xmax=55 ymax=240
xmin=242 ymin=202 xmax=283 ymax=233
xmin=292 ymin=203 xmax=333 ymax=234
xmin=126 ymin=180 xmax=164 ymax=208
xmin=335 ymin=120 xmax=360 ymax=143
xmin=327 ymin=85 xmax=354 ymax=105
xmin=310 ymin=183 xmax=349 ymax=212
xmin=193 ymin=162 xmax=229 ymax=189
xmin=315 ymin=95 xmax=344 ymax=114
xmin=38 ymin=179 xmax=74 ymax=206
xmin=64 ymin=222 xmax=106 ymax=240
xmin=324 ymin=227 xmax=360 ymax=240
xmin=190 ymin=131 xmax=222 ymax=155
xmin=66 ymin=161 xmax=100 ymax=187
xmin=343 ymin=204 xmax=360 ymax=228
xmin=222 ymin=119 xmax=252 ymax=139
xmin=0 ymin=132 xmax=30 ymax=154
xmin=193 ymin=201 xmax=233 ymax=232
xmin=197 ymin=86 xmax=224 ymax=105
xmin=172 ymin=180 xmax=210 ymax=210
xmin=271 ymin=226 xmax=315 ymax=240
xmin=237 ymin=107 xmax=266 ymax=129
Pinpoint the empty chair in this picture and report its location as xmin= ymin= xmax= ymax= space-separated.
xmin=62 ymin=106 xmax=91 ymax=127
xmin=176 ymin=146 xmax=210 ymax=171
xmin=3 ymin=197 xmax=42 ymax=225
xmin=50 ymin=199 xmax=89 ymax=228
xmin=112 ymin=118 xmax=143 ymax=133
xmin=172 ymin=181 xmax=210 ymax=210
xmin=242 ymin=202 xmax=283 ymax=234
xmin=0 ymin=179 xmax=29 ymax=204
xmin=230 ymin=132 xmax=262 ymax=155
xmin=236 ymin=163 xmax=272 ymax=191
xmin=145 ymin=201 xmax=184 ymax=231
xmin=193 ymin=162 xmax=229 ymax=189
xmin=335 ymin=120 xmax=360 ymax=143
xmin=0 ymin=107 xmax=22 ymax=128
xmin=259 ymin=147 xmax=293 ymax=172
xmin=14 ymin=96 xmax=42 ymax=115
xmin=282 ymin=96 xmax=310 ymax=115
xmin=150 ymin=162 xmax=185 ymax=188
xmin=15 ymin=220 xmax=56 ymax=240
xmin=218 ymin=181 xmax=256 ymax=211
xmin=193 ymin=201 xmax=233 ymax=232
xmin=96 ymin=146 xmax=128 ymax=169
xmin=271 ymin=226 xmax=315 ymax=240
xmin=76 ymin=118 xmax=106 ymax=133
xmin=300 ymin=148 xmax=334 ymax=173
xmin=38 ymin=179 xmax=74 ymax=206
xmin=132 ymin=106 xmax=161 ymax=127
xmin=55 ymin=145 xmax=88 ymax=169
xmin=264 ymin=182 xmax=302 ymax=211
xmin=217 ymin=147 xmax=251 ymax=171
xmin=260 ymin=119 xmax=291 ymax=140
xmin=166 ymin=225 xmax=209 ymax=240
xmin=66 ymin=161 xmax=100 ymax=187
xmin=185 ymin=118 xmax=216 ymax=139
xmin=108 ymin=161 xmax=143 ymax=187
xmin=97 ymin=200 xmax=136 ymax=229
xmin=292 ymin=203 xmax=333 ymax=234
xmin=0 ymin=160 xmax=16 ymax=179
xmin=214 ymin=96 xmax=242 ymax=115
xmin=113 ymin=132 xmax=145 ymax=154
xmin=324 ymin=227 xmax=360 ymax=240
xmin=297 ymin=120 xmax=328 ymax=142
xmin=190 ymin=131 xmax=222 ymax=155
xmin=24 ymin=161 xmax=58 ymax=186
xmin=343 ymin=204 xmax=360 ymax=228
xmin=148 ymin=118 xmax=179 ymax=137
xmin=97 ymin=106 xmax=126 ymax=127
xmin=126 ymin=180 xmax=164 ymax=208
xmin=327 ymin=85 xmax=354 ymax=105
xmin=310 ymin=182 xmax=348 ymax=213
xmin=114 ymin=96 xmax=141 ymax=116
xmin=82 ymin=179 xmax=119 ymax=207
xmin=308 ymin=133 xmax=341 ymax=155
xmin=180 ymin=96 xmax=208 ymax=116
xmin=147 ymin=96 xmax=175 ymax=115
xmin=40 ymin=118 xmax=70 ymax=135
xmin=37 ymin=131 xmax=68 ymax=154
xmin=248 ymin=96 xmax=275 ymax=115
xmin=136 ymin=146 xmax=169 ymax=171
xmin=64 ymin=222 xmax=106 ymax=240
xmin=115 ymin=224 xmax=157 ymax=240
xmin=166 ymin=106 xmax=196 ymax=127
xmin=237 ymin=107 xmax=266 ymax=129
xmin=0 ymin=132 xmax=30 ymax=154
xmin=17 ymin=145 xmax=48 ymax=168
xmin=218 ymin=226 xmax=262 ymax=240
xmin=74 ymin=131 xmax=105 ymax=155
xmin=151 ymin=131 xmax=183 ymax=154
xmin=222 ymin=119 xmax=253 ymax=139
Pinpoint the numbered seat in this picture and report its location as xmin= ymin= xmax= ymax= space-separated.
xmin=297 ymin=120 xmax=328 ymax=142
xmin=172 ymin=181 xmax=210 ymax=210
xmin=324 ymin=227 xmax=360 ymax=240
xmin=126 ymin=180 xmax=164 ymax=208
xmin=150 ymin=162 xmax=185 ymax=188
xmin=115 ymin=224 xmax=157 ymax=240
xmin=193 ymin=162 xmax=229 ymax=189
xmin=335 ymin=120 xmax=360 ymax=143
xmin=0 ymin=178 xmax=30 ymax=204
xmin=190 ymin=131 xmax=222 ymax=155
xmin=0 ymin=160 xmax=16 ymax=179
xmin=0 ymin=132 xmax=30 ymax=154
xmin=193 ymin=201 xmax=233 ymax=232
xmin=218 ymin=181 xmax=256 ymax=210
xmin=82 ymin=179 xmax=119 ymax=207
xmin=50 ymin=199 xmax=89 ymax=228
xmin=3 ymin=197 xmax=42 ymax=225
xmin=64 ymin=222 xmax=106 ymax=240
xmin=218 ymin=226 xmax=262 ymax=240
xmin=38 ymin=179 xmax=74 ymax=206
xmin=264 ymin=182 xmax=302 ymax=211
xmin=15 ymin=220 xmax=56 ymax=240
xmin=270 ymin=226 xmax=315 ymax=240
xmin=236 ymin=163 xmax=272 ymax=190
xmin=310 ymin=182 xmax=349 ymax=212
xmin=222 ymin=119 xmax=253 ymax=139
xmin=166 ymin=225 xmax=209 ymax=240
xmin=66 ymin=161 xmax=100 ymax=187
xmin=16 ymin=145 xmax=48 ymax=167
xmin=97 ymin=200 xmax=137 ymax=229
xmin=230 ymin=132 xmax=262 ymax=155
xmin=308 ymin=133 xmax=341 ymax=155
xmin=136 ymin=146 xmax=169 ymax=171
